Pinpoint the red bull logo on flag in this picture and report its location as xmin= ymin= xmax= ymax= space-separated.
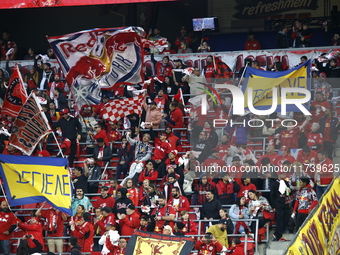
xmin=47 ymin=26 xmax=145 ymax=106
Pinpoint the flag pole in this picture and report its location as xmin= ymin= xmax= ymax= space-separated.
xmin=0 ymin=183 xmax=12 ymax=211
xmin=228 ymin=63 xmax=249 ymax=116
xmin=52 ymin=132 xmax=65 ymax=158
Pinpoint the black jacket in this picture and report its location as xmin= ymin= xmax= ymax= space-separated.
xmin=34 ymin=58 xmax=54 ymax=90
xmin=270 ymin=179 xmax=290 ymax=209
xmin=87 ymin=164 xmax=102 ymax=187
xmin=92 ymin=144 xmax=113 ymax=162
xmin=201 ymin=198 xmax=222 ymax=219
xmin=275 ymin=32 xmax=290 ymax=48
xmin=53 ymin=116 xmax=82 ymax=140
xmin=70 ymin=245 xmax=82 ymax=255
xmin=112 ymin=188 xmax=133 ymax=215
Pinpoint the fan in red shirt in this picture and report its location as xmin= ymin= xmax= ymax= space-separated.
xmin=310 ymin=91 xmax=331 ymax=124
xmin=272 ymin=146 xmax=296 ymax=167
xmin=203 ymin=150 xmax=225 ymax=171
xmin=106 ymin=238 xmax=127 ymax=255
xmin=314 ymin=150 xmax=334 ymax=199
xmin=138 ymin=161 xmax=159 ymax=183
xmin=17 ymin=217 xmax=44 ymax=251
xmin=153 ymin=89 xmax=169 ymax=114
xmin=151 ymin=195 xmax=176 ymax=233
xmin=92 ymin=186 xmax=116 ymax=209
xmin=70 ymin=212 xmax=94 ymax=252
xmin=296 ymin=145 xmax=318 ymax=165
xmin=107 ymin=177 xmax=122 ymax=199
xmin=237 ymin=176 xmax=257 ymax=202
xmin=89 ymin=123 xmax=109 ymax=146
xmin=0 ymin=200 xmax=17 ymax=252
xmin=168 ymin=187 xmax=190 ymax=217
xmin=117 ymin=204 xmax=140 ymax=237
xmin=256 ymin=145 xmax=278 ymax=167
xmin=276 ymin=119 xmax=308 ymax=149
xmin=194 ymin=174 xmax=217 ymax=205
xmin=165 ymin=102 xmax=184 ymax=138
xmin=165 ymin=126 xmax=181 ymax=152
xmin=152 ymin=55 xmax=173 ymax=82
xmin=35 ymin=202 xmax=67 ymax=253
xmin=180 ymin=210 xmax=198 ymax=235
xmin=123 ymin=179 xmax=139 ymax=207
xmin=245 ymin=33 xmax=261 ymax=50
xmin=107 ymin=122 xmax=122 ymax=144
xmin=215 ymin=134 xmax=230 ymax=159
xmin=229 ymin=237 xmax=245 ymax=255
xmin=151 ymin=132 xmax=173 ymax=170
xmin=306 ymin=122 xmax=324 ymax=152
xmin=194 ymin=233 xmax=223 ymax=255
xmin=94 ymin=206 xmax=116 ymax=235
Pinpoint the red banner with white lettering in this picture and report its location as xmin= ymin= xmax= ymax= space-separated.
xmin=0 ymin=0 xmax=178 ymax=9
xmin=2 ymin=65 xmax=28 ymax=118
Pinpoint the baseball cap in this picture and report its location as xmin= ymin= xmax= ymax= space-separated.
xmin=102 ymin=94 xmax=110 ymax=99
xmin=219 ymin=219 xmax=228 ymax=225
xmin=232 ymin=156 xmax=241 ymax=162
xmin=97 ymin=138 xmax=104 ymax=143
xmin=127 ymin=204 xmax=135 ymax=210
xmin=280 ymin=146 xmax=289 ymax=151
xmin=61 ymin=108 xmax=69 ymax=115
xmin=174 ymin=59 xmax=183 ymax=64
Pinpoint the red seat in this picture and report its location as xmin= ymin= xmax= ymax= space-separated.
xmin=245 ymin=55 xmax=255 ymax=62
xmin=184 ymin=60 xmax=193 ymax=67
xmin=194 ymin=59 xmax=201 ymax=69
xmin=235 ymin=54 xmax=244 ymax=73
xmin=200 ymin=59 xmax=207 ymax=69
xmin=266 ymin=56 xmax=274 ymax=70
xmin=256 ymin=55 xmax=267 ymax=68
xmin=282 ymin=55 xmax=289 ymax=70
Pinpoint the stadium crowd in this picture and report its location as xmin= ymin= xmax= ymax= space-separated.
xmin=0 ymin=25 xmax=339 ymax=255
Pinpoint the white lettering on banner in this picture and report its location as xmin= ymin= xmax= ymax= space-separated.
xmin=201 ymin=84 xmax=311 ymax=116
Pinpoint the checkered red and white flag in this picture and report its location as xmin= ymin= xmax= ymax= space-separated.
xmin=101 ymin=91 xmax=146 ymax=123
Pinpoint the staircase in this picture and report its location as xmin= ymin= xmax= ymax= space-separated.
xmin=263 ymin=139 xmax=340 ymax=255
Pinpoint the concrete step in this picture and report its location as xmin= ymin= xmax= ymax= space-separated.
xmin=266 ymin=233 xmax=294 ymax=255
xmin=335 ymin=148 xmax=340 ymax=157
xmin=333 ymin=156 xmax=340 ymax=165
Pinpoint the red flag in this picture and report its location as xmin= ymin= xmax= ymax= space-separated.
xmin=101 ymin=91 xmax=146 ymax=123
xmin=2 ymin=65 xmax=28 ymax=118
xmin=174 ymin=88 xmax=184 ymax=105
xmin=9 ymin=93 xmax=51 ymax=155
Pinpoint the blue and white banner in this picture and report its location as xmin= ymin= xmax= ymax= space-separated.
xmin=47 ymin=26 xmax=145 ymax=106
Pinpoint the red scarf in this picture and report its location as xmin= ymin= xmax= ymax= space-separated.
xmin=234 ymin=206 xmax=248 ymax=234
xmin=203 ymin=127 xmax=211 ymax=137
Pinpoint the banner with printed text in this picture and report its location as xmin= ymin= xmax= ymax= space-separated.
xmin=9 ymin=93 xmax=52 ymax=155
xmin=0 ymin=47 xmax=339 ymax=108
xmin=0 ymin=155 xmax=72 ymax=215
xmin=125 ymin=230 xmax=194 ymax=255
xmin=242 ymin=60 xmax=311 ymax=113
xmin=286 ymin=177 xmax=340 ymax=255
xmin=47 ymin=26 xmax=145 ymax=108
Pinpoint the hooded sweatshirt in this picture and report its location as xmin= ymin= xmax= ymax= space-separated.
xmin=113 ymin=188 xmax=133 ymax=215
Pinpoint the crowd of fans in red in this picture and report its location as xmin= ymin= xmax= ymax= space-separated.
xmin=0 ymin=27 xmax=339 ymax=255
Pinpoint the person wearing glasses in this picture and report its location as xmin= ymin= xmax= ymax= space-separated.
xmin=88 ymin=123 xmax=109 ymax=146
